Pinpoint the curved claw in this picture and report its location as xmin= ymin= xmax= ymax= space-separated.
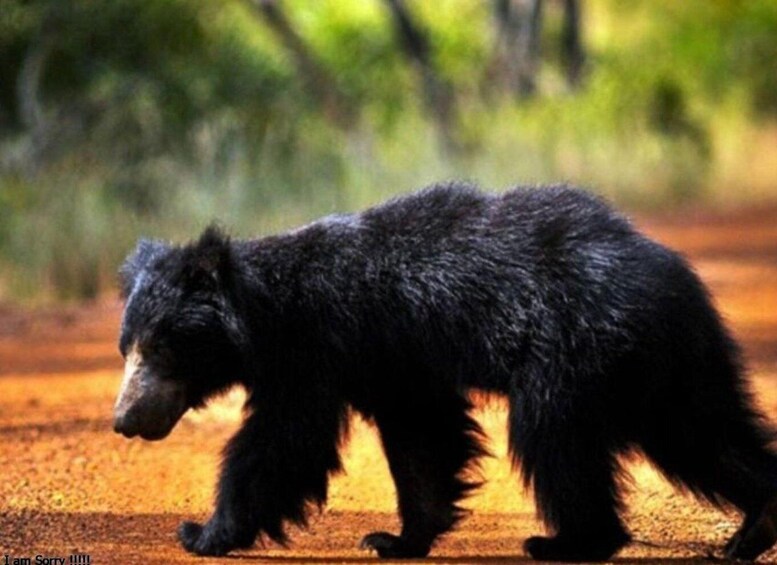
xmin=178 ymin=521 xmax=205 ymax=553
xmin=177 ymin=520 xmax=234 ymax=556
xmin=359 ymin=531 xmax=430 ymax=558
xmin=725 ymin=498 xmax=777 ymax=561
xmin=523 ymin=531 xmax=630 ymax=562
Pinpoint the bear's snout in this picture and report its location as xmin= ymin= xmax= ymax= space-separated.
xmin=113 ymin=396 xmax=186 ymax=441
xmin=113 ymin=409 xmax=174 ymax=441
xmin=113 ymin=343 xmax=189 ymax=441
xmin=113 ymin=410 xmax=140 ymax=437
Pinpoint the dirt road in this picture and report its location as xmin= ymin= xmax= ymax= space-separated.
xmin=2 ymin=209 xmax=777 ymax=564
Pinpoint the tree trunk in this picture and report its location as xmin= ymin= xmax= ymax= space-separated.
xmin=382 ymin=0 xmax=458 ymax=151
xmin=17 ymin=40 xmax=49 ymax=136
xmin=251 ymin=0 xmax=354 ymax=128
xmin=492 ymin=0 xmax=543 ymax=98
xmin=16 ymin=12 xmax=57 ymax=173
xmin=561 ymin=0 xmax=585 ymax=89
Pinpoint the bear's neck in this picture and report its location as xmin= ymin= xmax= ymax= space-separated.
xmin=233 ymin=228 xmax=369 ymax=333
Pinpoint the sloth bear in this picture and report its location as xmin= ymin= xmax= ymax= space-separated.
xmin=114 ymin=183 xmax=777 ymax=561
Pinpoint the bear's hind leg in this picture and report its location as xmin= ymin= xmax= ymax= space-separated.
xmin=511 ymin=396 xmax=630 ymax=562
xmin=639 ymin=410 xmax=777 ymax=561
xmin=361 ymin=390 xmax=486 ymax=558
xmin=712 ymin=434 xmax=777 ymax=560
xmin=724 ymin=496 xmax=777 ymax=561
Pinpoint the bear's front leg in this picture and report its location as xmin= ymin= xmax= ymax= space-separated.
xmin=176 ymin=430 xmax=265 ymax=557
xmin=360 ymin=391 xmax=486 ymax=558
xmin=178 ymin=518 xmax=255 ymax=556
xmin=178 ymin=395 xmax=346 ymax=557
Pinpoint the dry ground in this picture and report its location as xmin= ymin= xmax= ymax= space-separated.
xmin=2 ymin=209 xmax=777 ymax=564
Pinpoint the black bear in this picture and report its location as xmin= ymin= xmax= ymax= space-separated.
xmin=114 ymin=183 xmax=777 ymax=561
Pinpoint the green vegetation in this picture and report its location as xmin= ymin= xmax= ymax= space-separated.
xmin=1 ymin=0 xmax=776 ymax=301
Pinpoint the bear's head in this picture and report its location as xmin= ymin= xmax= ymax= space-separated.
xmin=114 ymin=226 xmax=248 ymax=440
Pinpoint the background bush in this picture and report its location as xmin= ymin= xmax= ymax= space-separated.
xmin=1 ymin=0 xmax=776 ymax=300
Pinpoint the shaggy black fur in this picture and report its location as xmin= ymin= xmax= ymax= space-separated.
xmin=117 ymin=182 xmax=777 ymax=561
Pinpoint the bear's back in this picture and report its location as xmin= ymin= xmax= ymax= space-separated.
xmin=356 ymin=182 xmax=637 ymax=273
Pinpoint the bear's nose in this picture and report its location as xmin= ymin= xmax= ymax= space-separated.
xmin=113 ymin=412 xmax=138 ymax=437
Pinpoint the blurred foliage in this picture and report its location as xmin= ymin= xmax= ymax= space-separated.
xmin=0 ymin=0 xmax=776 ymax=301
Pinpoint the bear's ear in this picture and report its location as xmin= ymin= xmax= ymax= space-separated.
xmin=184 ymin=224 xmax=232 ymax=289
xmin=119 ymin=239 xmax=169 ymax=299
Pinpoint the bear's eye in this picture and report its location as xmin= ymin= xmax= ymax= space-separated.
xmin=147 ymin=343 xmax=176 ymax=369
xmin=118 ymin=333 xmax=132 ymax=358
